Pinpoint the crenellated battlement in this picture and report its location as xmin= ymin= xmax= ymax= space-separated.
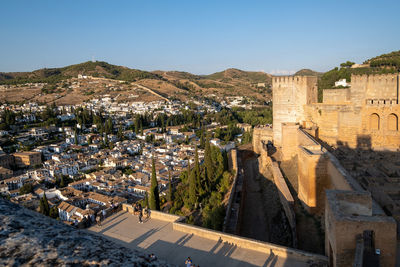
xmin=272 ymin=75 xmax=317 ymax=86
xmin=351 ymin=73 xmax=399 ymax=84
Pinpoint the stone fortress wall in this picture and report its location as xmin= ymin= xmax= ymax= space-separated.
xmin=253 ymin=72 xmax=400 ymax=266
xmin=272 ymin=76 xmax=318 ymax=146
xmin=303 ymin=73 xmax=400 ymax=150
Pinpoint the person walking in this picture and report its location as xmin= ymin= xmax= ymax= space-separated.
xmin=185 ymin=257 xmax=192 ymax=267
xmin=96 ymin=215 xmax=101 ymax=226
xmin=102 ymin=209 xmax=106 ymax=221
xmin=138 ymin=209 xmax=143 ymax=223
xmin=145 ymin=206 xmax=151 ymax=220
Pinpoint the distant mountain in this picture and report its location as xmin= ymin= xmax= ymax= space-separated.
xmin=0 ymin=61 xmax=160 ymax=85
xmin=294 ymin=69 xmax=323 ymax=77
xmin=0 ymin=62 xmax=274 ymax=104
xmin=152 ymin=68 xmax=273 ymax=104
xmin=204 ymin=68 xmax=271 ymax=83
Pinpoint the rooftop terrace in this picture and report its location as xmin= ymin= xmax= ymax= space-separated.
xmin=88 ymin=209 xmax=327 ymax=267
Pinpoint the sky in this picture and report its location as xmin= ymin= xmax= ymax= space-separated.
xmin=1 ymin=0 xmax=399 ymax=75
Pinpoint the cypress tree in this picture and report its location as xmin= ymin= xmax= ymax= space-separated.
xmin=149 ymin=158 xmax=160 ymax=210
xmin=49 ymin=206 xmax=59 ymax=219
xmin=204 ymin=135 xmax=214 ymax=183
xmin=74 ymin=130 xmax=78 ymax=145
xmin=187 ymin=159 xmax=191 ymax=178
xmin=40 ymin=194 xmax=50 ymax=216
xmin=168 ymin=170 xmax=173 ymax=202
xmin=194 ymin=146 xmax=201 ymax=191
xmin=117 ymin=125 xmax=123 ymax=140
xmin=200 ymin=126 xmax=205 ymax=149
xmin=144 ymin=192 xmax=149 ymax=208
xmin=60 ymin=176 xmax=66 ymax=188
xmin=188 ymin=166 xmax=197 ymax=208
xmin=134 ymin=118 xmax=139 ymax=135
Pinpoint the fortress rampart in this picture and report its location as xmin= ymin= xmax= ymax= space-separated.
xmin=272 ymin=75 xmax=318 ymax=146
xmin=251 ymin=73 xmax=400 ymax=265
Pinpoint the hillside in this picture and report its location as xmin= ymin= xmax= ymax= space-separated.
xmin=0 ymin=62 xmax=273 ymax=104
xmin=365 ymin=50 xmax=400 ymax=70
xmin=154 ymin=68 xmax=272 ymax=104
xmin=317 ymin=50 xmax=400 ymax=101
xmin=0 ymin=61 xmax=160 ymax=85
xmin=294 ymin=69 xmax=323 ymax=77
xmin=204 ymin=68 xmax=272 ymax=83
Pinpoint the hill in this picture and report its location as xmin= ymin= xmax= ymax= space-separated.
xmin=0 ymin=61 xmax=160 ymax=85
xmin=364 ymin=50 xmax=400 ymax=70
xmin=294 ymin=69 xmax=323 ymax=77
xmin=0 ymin=62 xmax=273 ymax=104
xmin=204 ymin=68 xmax=272 ymax=83
xmin=317 ymin=50 xmax=400 ymax=101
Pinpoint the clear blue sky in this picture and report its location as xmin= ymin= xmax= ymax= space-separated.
xmin=1 ymin=0 xmax=399 ymax=74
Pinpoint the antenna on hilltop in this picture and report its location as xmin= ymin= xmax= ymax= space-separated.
xmin=91 ymin=55 xmax=95 ymax=62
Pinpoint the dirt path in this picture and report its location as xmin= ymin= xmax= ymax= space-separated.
xmin=239 ymin=153 xmax=270 ymax=241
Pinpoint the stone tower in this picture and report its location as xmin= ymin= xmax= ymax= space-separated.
xmin=272 ymin=76 xmax=318 ymax=146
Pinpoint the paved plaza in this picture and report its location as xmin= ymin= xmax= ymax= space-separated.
xmin=88 ymin=211 xmax=311 ymax=267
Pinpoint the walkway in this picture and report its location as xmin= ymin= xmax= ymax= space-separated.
xmin=88 ymin=211 xmax=311 ymax=267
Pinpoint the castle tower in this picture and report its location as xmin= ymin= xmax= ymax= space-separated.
xmin=272 ymin=76 xmax=318 ymax=146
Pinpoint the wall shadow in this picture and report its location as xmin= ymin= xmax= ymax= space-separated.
xmin=311 ymin=133 xmax=400 ymax=265
xmin=332 ymin=134 xmax=400 ymax=238
xmin=90 ymin=210 xmax=309 ymax=267
xmin=236 ymin=147 xmax=293 ymax=247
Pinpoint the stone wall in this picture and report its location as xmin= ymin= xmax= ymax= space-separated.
xmin=270 ymin=160 xmax=297 ymax=247
xmin=323 ymin=88 xmax=350 ymax=104
xmin=325 ymin=190 xmax=397 ymax=267
xmin=122 ymin=203 xmax=184 ymax=222
xmin=297 ymin=145 xmax=328 ymax=214
xmin=300 ymin=73 xmax=400 ymax=150
xmin=173 ymin=221 xmax=327 ymax=264
xmin=252 ymin=126 xmax=273 ymax=154
xmin=352 ymin=73 xmax=399 ymax=105
xmin=304 ymin=103 xmax=400 ymax=150
xmin=223 ymin=148 xmax=239 ymax=232
xmin=272 ymin=75 xmax=318 ymax=146
xmin=122 ymin=199 xmax=328 ymax=264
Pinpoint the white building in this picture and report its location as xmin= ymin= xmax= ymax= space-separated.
xmin=334 ymin=79 xmax=350 ymax=87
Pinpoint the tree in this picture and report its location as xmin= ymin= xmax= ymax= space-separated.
xmin=204 ymin=135 xmax=214 ymax=184
xmin=60 ymin=176 xmax=66 ymax=188
xmin=74 ymin=130 xmax=78 ymax=145
xmin=340 ymin=61 xmax=355 ymax=68
xmin=168 ymin=170 xmax=173 ymax=202
xmin=103 ymin=134 xmax=109 ymax=147
xmin=49 ymin=206 xmax=59 ymax=219
xmin=40 ymin=194 xmax=50 ymax=216
xmin=117 ymin=125 xmax=124 ymax=140
xmin=200 ymin=125 xmax=205 ymax=149
xmin=149 ymin=158 xmax=160 ymax=210
xmin=194 ymin=146 xmax=201 ymax=192
xmin=144 ymin=192 xmax=149 ymax=208
xmin=188 ymin=166 xmax=197 ymax=208
xmin=19 ymin=183 xmax=33 ymax=195
xmin=105 ymin=117 xmax=113 ymax=134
